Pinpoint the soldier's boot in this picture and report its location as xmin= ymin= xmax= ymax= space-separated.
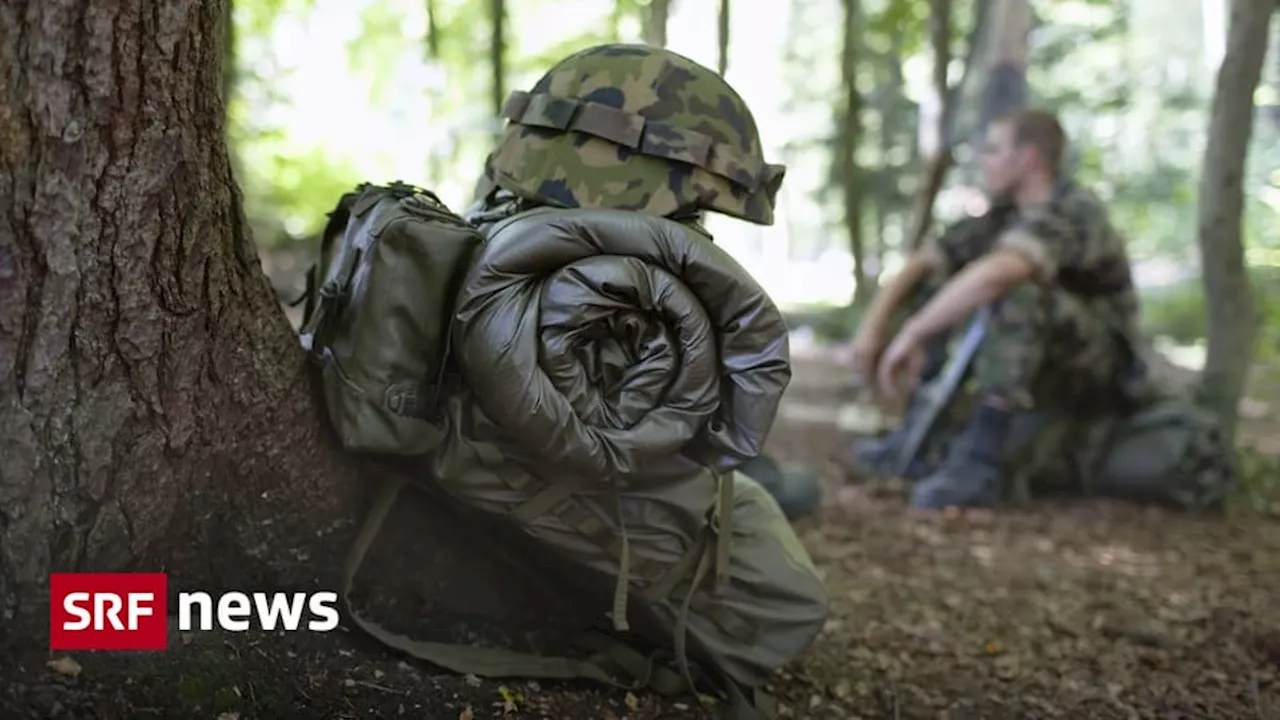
xmin=849 ymin=399 xmax=937 ymax=480
xmin=848 ymin=335 xmax=951 ymax=480
xmin=739 ymin=454 xmax=823 ymax=521
xmin=909 ymin=403 xmax=1012 ymax=509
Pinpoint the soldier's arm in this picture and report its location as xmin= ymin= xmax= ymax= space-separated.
xmin=857 ymin=248 xmax=940 ymax=335
xmin=897 ymin=200 xmax=1085 ymax=343
xmin=897 ymin=248 xmax=1037 ymax=342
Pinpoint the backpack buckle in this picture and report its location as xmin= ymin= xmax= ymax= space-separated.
xmin=386 ymin=383 xmax=441 ymax=420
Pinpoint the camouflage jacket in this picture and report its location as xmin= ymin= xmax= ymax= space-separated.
xmin=926 ymin=182 xmax=1142 ymax=344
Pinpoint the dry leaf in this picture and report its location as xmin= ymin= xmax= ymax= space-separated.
xmin=215 ymin=714 xmax=241 ymax=720
xmin=46 ymin=656 xmax=82 ymax=677
xmin=624 ymin=691 xmax=640 ymax=710
xmin=458 ymin=706 xmax=474 ymax=720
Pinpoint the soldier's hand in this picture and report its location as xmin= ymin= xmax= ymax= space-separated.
xmin=877 ymin=329 xmax=926 ymax=404
xmin=847 ymin=322 xmax=889 ymax=385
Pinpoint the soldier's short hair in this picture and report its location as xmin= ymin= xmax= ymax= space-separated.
xmin=995 ymin=109 xmax=1067 ymax=176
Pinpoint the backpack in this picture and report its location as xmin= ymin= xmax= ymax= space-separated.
xmin=1008 ymin=393 xmax=1240 ymax=510
xmin=297 ymin=181 xmax=485 ymax=456
xmin=1080 ymin=394 xmax=1240 ymax=509
xmin=297 ymin=196 xmax=818 ymax=719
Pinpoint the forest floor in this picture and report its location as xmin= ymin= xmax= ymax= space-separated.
xmin=4 ymin=353 xmax=1279 ymax=720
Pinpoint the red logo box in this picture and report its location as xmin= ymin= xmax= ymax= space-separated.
xmin=49 ymin=573 xmax=168 ymax=650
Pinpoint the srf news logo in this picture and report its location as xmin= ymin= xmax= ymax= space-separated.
xmin=49 ymin=573 xmax=339 ymax=650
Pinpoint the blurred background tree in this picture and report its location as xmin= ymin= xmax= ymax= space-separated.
xmin=223 ymin=0 xmax=1280 ymax=498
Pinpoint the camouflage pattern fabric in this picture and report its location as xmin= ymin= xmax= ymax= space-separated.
xmin=897 ymin=186 xmax=1236 ymax=509
xmin=484 ymin=44 xmax=785 ymax=226
xmin=926 ymin=182 xmax=1142 ymax=359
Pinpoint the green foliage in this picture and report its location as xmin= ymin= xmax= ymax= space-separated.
xmin=239 ymin=0 xmax=317 ymax=37
xmin=1139 ymin=266 xmax=1280 ymax=361
xmin=783 ymin=301 xmax=868 ymax=343
xmin=347 ymin=0 xmax=409 ymax=104
xmin=1226 ymin=446 xmax=1280 ymax=519
xmin=238 ymin=140 xmax=362 ymax=242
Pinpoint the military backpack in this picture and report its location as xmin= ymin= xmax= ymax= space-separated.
xmin=296 ymin=181 xmax=485 ymax=456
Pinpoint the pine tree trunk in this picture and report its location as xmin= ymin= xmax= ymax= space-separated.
xmin=1194 ymin=0 xmax=1277 ymax=440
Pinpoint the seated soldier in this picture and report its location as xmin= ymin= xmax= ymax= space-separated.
xmin=845 ymin=109 xmax=1142 ymax=509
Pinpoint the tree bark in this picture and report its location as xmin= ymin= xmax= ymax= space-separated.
xmin=0 ymin=0 xmax=356 ymax=620
xmin=838 ymin=0 xmax=868 ymax=303
xmin=0 ymin=0 xmax=568 ymax=642
xmin=1194 ymin=0 xmax=1276 ymax=440
xmin=643 ymin=0 xmax=671 ymax=47
xmin=717 ymin=0 xmax=731 ymax=76
xmin=222 ymin=0 xmax=236 ymax=107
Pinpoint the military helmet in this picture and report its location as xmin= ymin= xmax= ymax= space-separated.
xmin=484 ymin=44 xmax=785 ymax=226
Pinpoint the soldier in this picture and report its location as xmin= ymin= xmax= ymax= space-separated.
xmin=847 ymin=109 xmax=1142 ymax=509
xmin=465 ymin=45 xmax=823 ymax=521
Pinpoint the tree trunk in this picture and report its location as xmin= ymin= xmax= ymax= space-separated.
xmin=904 ymin=0 xmax=954 ymax=252
xmin=977 ymin=0 xmax=1030 ymax=135
xmin=717 ymin=0 xmax=731 ymax=76
xmin=838 ymin=0 xmax=868 ymax=304
xmin=490 ymin=0 xmax=507 ymax=124
xmin=425 ymin=0 xmax=441 ymax=60
xmin=904 ymin=0 xmax=991 ymax=250
xmin=643 ymin=0 xmax=671 ymax=47
xmin=424 ymin=0 xmax=445 ymax=186
xmin=0 ymin=0 xmax=564 ymax=640
xmin=0 ymin=0 xmax=350 ymax=620
xmin=1194 ymin=0 xmax=1276 ymax=440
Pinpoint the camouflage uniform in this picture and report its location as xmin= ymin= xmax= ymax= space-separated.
xmin=864 ymin=183 xmax=1144 ymax=507
xmin=469 ymin=44 xmax=821 ymax=521
xmin=922 ymin=185 xmax=1140 ymax=416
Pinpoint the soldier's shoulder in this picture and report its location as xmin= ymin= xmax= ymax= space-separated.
xmin=1057 ymin=182 xmax=1109 ymax=218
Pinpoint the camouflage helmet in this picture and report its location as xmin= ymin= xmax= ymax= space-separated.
xmin=485 ymin=44 xmax=785 ymax=226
